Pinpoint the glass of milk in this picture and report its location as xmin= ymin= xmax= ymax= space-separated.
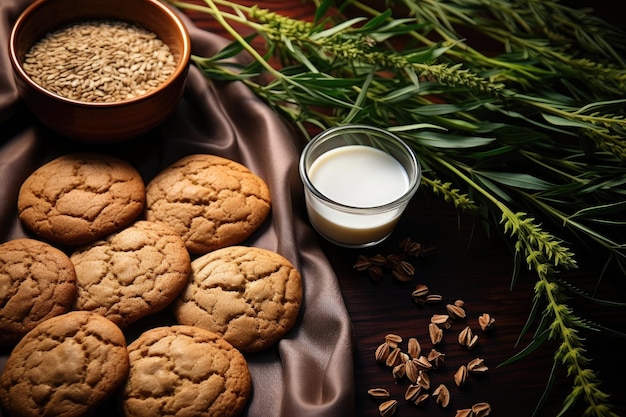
xmin=299 ymin=125 xmax=421 ymax=248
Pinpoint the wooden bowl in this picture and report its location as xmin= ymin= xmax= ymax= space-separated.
xmin=8 ymin=0 xmax=191 ymax=143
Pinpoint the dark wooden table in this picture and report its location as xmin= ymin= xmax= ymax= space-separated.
xmin=325 ymin=191 xmax=626 ymax=417
xmin=185 ymin=1 xmax=626 ymax=416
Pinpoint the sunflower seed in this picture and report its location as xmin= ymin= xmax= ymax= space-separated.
xmin=433 ymin=384 xmax=450 ymax=407
xmin=416 ymin=371 xmax=431 ymax=390
xmin=384 ymin=334 xmax=402 ymax=348
xmin=375 ymin=342 xmax=390 ymax=363
xmin=379 ymin=399 xmax=398 ymax=417
xmin=454 ymin=365 xmax=468 ymax=387
xmin=467 ymin=358 xmax=489 ymax=373
xmin=458 ymin=326 xmax=478 ymax=349
xmin=404 ymin=384 xmax=422 ymax=402
xmin=411 ymin=283 xmax=429 ymax=298
xmin=353 ymin=255 xmax=370 ymax=271
xmin=431 ymin=314 xmax=450 ymax=326
xmin=478 ymin=313 xmax=496 ymax=332
xmin=472 ymin=402 xmax=492 ymax=417
xmin=429 ymin=322 xmax=444 ymax=345
xmin=427 ymin=349 xmax=446 ymax=368
xmin=425 ymin=294 xmax=443 ymax=304
xmin=405 ymin=359 xmax=419 ymax=384
xmin=368 ymin=388 xmax=390 ymax=399
xmin=368 ymin=254 xmax=387 ymax=266
xmin=446 ymin=303 xmax=467 ymax=320
xmin=413 ymin=355 xmax=433 ymax=372
xmin=392 ymin=363 xmax=406 ymax=381
xmin=386 ymin=347 xmax=402 ymax=367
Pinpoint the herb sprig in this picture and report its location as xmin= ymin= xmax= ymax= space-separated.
xmin=168 ymin=0 xmax=625 ymax=415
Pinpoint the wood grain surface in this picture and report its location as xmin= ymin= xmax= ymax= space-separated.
xmin=183 ymin=1 xmax=626 ymax=416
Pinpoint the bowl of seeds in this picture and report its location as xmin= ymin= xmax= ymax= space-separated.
xmin=9 ymin=0 xmax=191 ymax=142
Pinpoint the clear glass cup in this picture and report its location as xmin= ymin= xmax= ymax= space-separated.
xmin=299 ymin=125 xmax=422 ymax=248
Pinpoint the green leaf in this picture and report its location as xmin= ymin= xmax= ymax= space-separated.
xmin=389 ymin=124 xmax=447 ymax=132
xmin=314 ymin=0 xmax=334 ymax=24
xmin=468 ymin=145 xmax=519 ymax=158
xmin=358 ymin=8 xmax=393 ymax=31
xmin=568 ymin=201 xmax=626 ymax=220
xmin=403 ymin=46 xmax=447 ymax=64
xmin=342 ymin=71 xmax=374 ymax=124
xmin=381 ymin=84 xmax=421 ymax=103
xmin=555 ymin=277 xmax=626 ymax=308
xmin=484 ymin=103 xmax=575 ymax=136
xmin=473 ymin=174 xmax=514 ymax=203
xmin=532 ymin=360 xmax=558 ymax=417
xmin=283 ymin=40 xmax=319 ymax=73
xmin=207 ymin=36 xmax=253 ymax=61
xmin=500 ymin=328 xmax=551 ymax=367
xmin=510 ymin=248 xmax=523 ymax=291
xmin=372 ymin=20 xmax=428 ymax=35
xmin=557 ymin=387 xmax=583 ymax=417
xmin=310 ymin=17 xmax=368 ymax=40
xmin=475 ymin=171 xmax=556 ymax=190
xmin=408 ymin=102 xmax=485 ymax=116
xmin=542 ymin=113 xmax=597 ymax=130
xmin=406 ymin=131 xmax=495 ymax=148
xmin=576 ymin=98 xmax=626 ymax=113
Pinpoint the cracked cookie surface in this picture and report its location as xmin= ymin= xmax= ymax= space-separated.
xmin=173 ymin=246 xmax=303 ymax=353
xmin=17 ymin=152 xmax=145 ymax=246
xmin=70 ymin=220 xmax=191 ymax=328
xmin=0 ymin=238 xmax=77 ymax=346
xmin=122 ymin=325 xmax=251 ymax=417
xmin=144 ymin=154 xmax=271 ymax=255
xmin=0 ymin=311 xmax=129 ymax=417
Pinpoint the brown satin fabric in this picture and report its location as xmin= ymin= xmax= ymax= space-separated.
xmin=0 ymin=1 xmax=356 ymax=416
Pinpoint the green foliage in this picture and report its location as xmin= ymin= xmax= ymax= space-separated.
xmin=168 ymin=0 xmax=625 ymax=414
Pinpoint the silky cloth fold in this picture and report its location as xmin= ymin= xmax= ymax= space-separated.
xmin=0 ymin=1 xmax=355 ymax=416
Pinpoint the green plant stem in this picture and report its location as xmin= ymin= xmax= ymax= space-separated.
xmin=345 ymin=0 xmax=560 ymax=81
xmin=345 ymin=0 xmax=626 ymax=160
xmin=523 ymin=193 xmax=625 ymax=262
xmin=175 ymin=0 xmax=281 ymax=78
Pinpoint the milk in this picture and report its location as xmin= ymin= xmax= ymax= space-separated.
xmin=306 ymin=145 xmax=410 ymax=245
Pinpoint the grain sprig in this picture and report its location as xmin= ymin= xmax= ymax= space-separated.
xmin=253 ymin=3 xmax=505 ymax=96
xmin=438 ymin=155 xmax=615 ymax=417
xmin=500 ymin=258 xmax=616 ymax=417
xmin=423 ymin=177 xmax=478 ymax=212
xmin=390 ymin=0 xmax=626 ymax=96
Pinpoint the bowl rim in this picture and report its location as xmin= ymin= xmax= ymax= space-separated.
xmin=8 ymin=0 xmax=192 ymax=108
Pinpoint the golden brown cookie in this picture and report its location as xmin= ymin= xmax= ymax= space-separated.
xmin=0 ymin=238 xmax=77 ymax=346
xmin=144 ymin=154 xmax=271 ymax=255
xmin=70 ymin=220 xmax=191 ymax=328
xmin=0 ymin=311 xmax=129 ymax=417
xmin=121 ymin=325 xmax=251 ymax=417
xmin=17 ymin=152 xmax=145 ymax=246
xmin=173 ymin=246 xmax=303 ymax=353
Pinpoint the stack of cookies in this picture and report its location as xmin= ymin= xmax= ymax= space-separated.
xmin=0 ymin=152 xmax=303 ymax=417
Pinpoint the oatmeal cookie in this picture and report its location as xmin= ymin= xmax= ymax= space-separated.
xmin=145 ymin=154 xmax=271 ymax=254
xmin=70 ymin=220 xmax=191 ymax=328
xmin=17 ymin=152 xmax=145 ymax=246
xmin=0 ymin=311 xmax=129 ymax=417
xmin=173 ymin=245 xmax=302 ymax=352
xmin=121 ymin=325 xmax=251 ymax=417
xmin=0 ymin=238 xmax=77 ymax=346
